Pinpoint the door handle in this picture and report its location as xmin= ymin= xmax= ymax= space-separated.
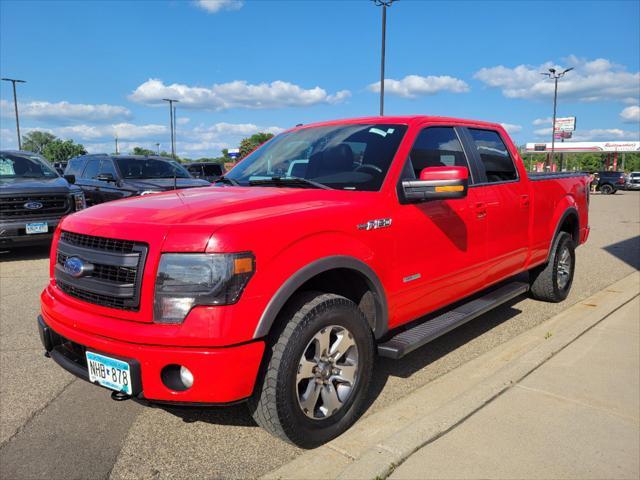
xmin=520 ymin=194 xmax=530 ymax=207
xmin=474 ymin=202 xmax=487 ymax=219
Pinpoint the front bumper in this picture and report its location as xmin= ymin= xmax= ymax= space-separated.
xmin=38 ymin=313 xmax=265 ymax=404
xmin=0 ymin=217 xmax=62 ymax=247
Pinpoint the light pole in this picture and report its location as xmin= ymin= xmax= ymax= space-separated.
xmin=1 ymin=77 xmax=26 ymax=150
xmin=162 ymin=98 xmax=179 ymax=159
xmin=372 ymin=0 xmax=396 ymax=116
xmin=156 ymin=142 xmax=160 ymax=155
xmin=541 ymin=67 xmax=573 ymax=170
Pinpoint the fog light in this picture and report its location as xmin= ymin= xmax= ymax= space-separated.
xmin=180 ymin=366 xmax=194 ymax=388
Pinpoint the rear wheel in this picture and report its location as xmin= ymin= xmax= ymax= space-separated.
xmin=600 ymin=183 xmax=614 ymax=194
xmin=249 ymin=292 xmax=374 ymax=448
xmin=529 ymin=232 xmax=575 ymax=302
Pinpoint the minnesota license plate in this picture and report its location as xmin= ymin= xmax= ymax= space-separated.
xmin=86 ymin=351 xmax=132 ymax=395
xmin=25 ymin=222 xmax=48 ymax=234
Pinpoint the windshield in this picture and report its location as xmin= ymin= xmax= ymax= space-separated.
xmin=0 ymin=152 xmax=59 ymax=179
xmin=226 ymin=123 xmax=407 ymax=191
xmin=115 ymin=157 xmax=191 ymax=179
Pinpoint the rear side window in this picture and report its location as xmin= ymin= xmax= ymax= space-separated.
xmin=404 ymin=127 xmax=469 ymax=179
xmin=99 ymin=158 xmax=118 ymax=178
xmin=203 ymin=164 xmax=223 ymax=176
xmin=66 ymin=157 xmax=86 ymax=176
xmin=468 ymin=129 xmax=517 ymax=183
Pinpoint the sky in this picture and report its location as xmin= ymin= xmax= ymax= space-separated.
xmin=1 ymin=0 xmax=639 ymax=158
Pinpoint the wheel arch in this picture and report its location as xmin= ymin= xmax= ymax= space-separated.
xmin=547 ymin=206 xmax=580 ymax=262
xmin=253 ymin=256 xmax=389 ymax=340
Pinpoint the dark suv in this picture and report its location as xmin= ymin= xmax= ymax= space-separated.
xmin=186 ymin=162 xmax=225 ymax=182
xmin=595 ymin=171 xmax=626 ymax=194
xmin=65 ymin=154 xmax=210 ymax=206
xmin=0 ymin=150 xmax=86 ymax=247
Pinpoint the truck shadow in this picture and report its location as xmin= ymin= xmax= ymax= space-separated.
xmin=602 ymin=235 xmax=640 ymax=270
xmin=0 ymin=245 xmax=51 ymax=262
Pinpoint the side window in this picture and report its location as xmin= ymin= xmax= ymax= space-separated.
xmin=404 ymin=127 xmax=469 ymax=179
xmin=82 ymin=158 xmax=100 ymax=179
xmin=99 ymin=158 xmax=118 ymax=178
xmin=468 ymin=129 xmax=517 ymax=183
xmin=66 ymin=157 xmax=85 ymax=176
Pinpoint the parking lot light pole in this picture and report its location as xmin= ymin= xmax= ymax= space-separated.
xmin=1 ymin=78 xmax=26 ymax=150
xmin=162 ymin=98 xmax=179 ymax=159
xmin=541 ymin=67 xmax=573 ymax=170
xmin=372 ymin=0 xmax=395 ymax=116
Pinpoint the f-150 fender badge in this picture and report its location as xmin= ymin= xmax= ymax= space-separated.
xmin=357 ymin=218 xmax=392 ymax=231
xmin=403 ymin=273 xmax=422 ymax=283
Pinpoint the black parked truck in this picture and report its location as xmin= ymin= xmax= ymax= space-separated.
xmin=0 ymin=150 xmax=86 ymax=248
xmin=65 ymin=154 xmax=210 ymax=206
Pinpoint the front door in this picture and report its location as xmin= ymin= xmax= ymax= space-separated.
xmin=392 ymin=125 xmax=488 ymax=327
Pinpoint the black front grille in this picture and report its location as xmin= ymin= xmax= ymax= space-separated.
xmin=55 ymin=231 xmax=148 ymax=311
xmin=61 ymin=231 xmax=136 ymax=253
xmin=0 ymin=194 xmax=71 ymax=219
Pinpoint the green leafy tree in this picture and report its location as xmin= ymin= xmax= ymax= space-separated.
xmin=238 ymin=132 xmax=274 ymax=160
xmin=42 ymin=139 xmax=87 ymax=163
xmin=132 ymin=147 xmax=155 ymax=156
xmin=21 ymin=131 xmax=56 ymax=154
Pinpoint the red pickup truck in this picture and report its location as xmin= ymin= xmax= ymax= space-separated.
xmin=38 ymin=116 xmax=589 ymax=447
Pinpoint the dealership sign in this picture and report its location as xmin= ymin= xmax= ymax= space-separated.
xmin=554 ymin=116 xmax=576 ymax=132
xmin=525 ymin=141 xmax=640 ymax=153
xmin=228 ymin=148 xmax=240 ymax=159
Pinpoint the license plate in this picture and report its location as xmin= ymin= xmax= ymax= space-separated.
xmin=86 ymin=351 xmax=132 ymax=395
xmin=25 ymin=222 xmax=48 ymax=234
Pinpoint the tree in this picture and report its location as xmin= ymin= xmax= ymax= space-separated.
xmin=132 ymin=147 xmax=155 ymax=156
xmin=239 ymin=132 xmax=274 ymax=160
xmin=42 ymin=139 xmax=87 ymax=163
xmin=21 ymin=131 xmax=56 ymax=154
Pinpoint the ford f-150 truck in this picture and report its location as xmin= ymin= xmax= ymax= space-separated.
xmin=38 ymin=116 xmax=589 ymax=447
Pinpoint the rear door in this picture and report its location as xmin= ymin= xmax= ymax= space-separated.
xmin=392 ymin=125 xmax=489 ymax=324
xmin=461 ymin=127 xmax=530 ymax=284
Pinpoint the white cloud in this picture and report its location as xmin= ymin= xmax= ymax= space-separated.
xmin=620 ymin=105 xmax=640 ymax=123
xmin=500 ymin=123 xmax=522 ymax=134
xmin=474 ymin=56 xmax=640 ymax=103
xmin=194 ymin=0 xmax=243 ymax=14
xmin=176 ymin=117 xmax=191 ymax=125
xmin=368 ymin=74 xmax=469 ymax=98
xmin=129 ymin=78 xmax=351 ymax=111
xmin=0 ymin=99 xmax=131 ymax=123
xmin=534 ymin=127 xmax=638 ymax=141
xmin=532 ymin=117 xmax=552 ymax=126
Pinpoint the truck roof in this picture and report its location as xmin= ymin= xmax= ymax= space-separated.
xmin=292 ymin=115 xmax=504 ymax=131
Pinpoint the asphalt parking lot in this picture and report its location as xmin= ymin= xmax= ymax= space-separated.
xmin=1 ymin=191 xmax=639 ymax=480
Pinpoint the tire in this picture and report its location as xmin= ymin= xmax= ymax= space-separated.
xmin=248 ymin=292 xmax=375 ymax=448
xmin=600 ymin=183 xmax=614 ymax=195
xmin=529 ymin=232 xmax=575 ymax=302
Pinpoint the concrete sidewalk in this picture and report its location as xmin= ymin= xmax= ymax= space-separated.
xmin=390 ymin=296 xmax=640 ymax=480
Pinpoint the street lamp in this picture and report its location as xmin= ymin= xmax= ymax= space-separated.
xmin=162 ymin=98 xmax=179 ymax=159
xmin=372 ymin=0 xmax=396 ymax=116
xmin=1 ymin=78 xmax=26 ymax=150
xmin=541 ymin=67 xmax=573 ymax=170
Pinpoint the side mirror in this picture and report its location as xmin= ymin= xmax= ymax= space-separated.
xmin=63 ymin=174 xmax=76 ymax=184
xmin=401 ymin=166 xmax=468 ymax=203
xmin=96 ymin=173 xmax=115 ymax=183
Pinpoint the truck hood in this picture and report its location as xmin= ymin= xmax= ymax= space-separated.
xmin=0 ymin=176 xmax=78 ymax=194
xmin=63 ymin=186 xmax=357 ymax=247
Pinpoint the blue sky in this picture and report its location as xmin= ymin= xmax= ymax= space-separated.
xmin=1 ymin=0 xmax=639 ymax=157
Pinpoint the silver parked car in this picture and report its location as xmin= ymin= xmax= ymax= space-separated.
xmin=626 ymin=172 xmax=640 ymax=190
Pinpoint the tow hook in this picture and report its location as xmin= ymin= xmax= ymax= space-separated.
xmin=111 ymin=391 xmax=131 ymax=401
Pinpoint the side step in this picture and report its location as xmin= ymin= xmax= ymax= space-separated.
xmin=378 ymin=282 xmax=529 ymax=359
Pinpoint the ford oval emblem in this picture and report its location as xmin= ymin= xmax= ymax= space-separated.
xmin=24 ymin=201 xmax=43 ymax=210
xmin=63 ymin=256 xmax=91 ymax=278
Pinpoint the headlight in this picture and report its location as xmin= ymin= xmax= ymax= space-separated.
xmin=139 ymin=190 xmax=161 ymax=196
xmin=153 ymin=252 xmax=255 ymax=324
xmin=72 ymin=192 xmax=86 ymax=211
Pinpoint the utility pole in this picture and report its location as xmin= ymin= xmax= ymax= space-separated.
xmin=541 ymin=67 xmax=573 ymax=170
xmin=115 ymin=136 xmax=119 ymax=155
xmin=162 ymin=98 xmax=179 ymax=159
xmin=1 ymin=77 xmax=26 ymax=150
xmin=173 ymin=105 xmax=177 ymax=157
xmin=372 ymin=0 xmax=395 ymax=116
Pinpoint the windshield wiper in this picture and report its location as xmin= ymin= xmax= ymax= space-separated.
xmin=248 ymin=176 xmax=332 ymax=190
xmin=215 ymin=175 xmax=241 ymax=186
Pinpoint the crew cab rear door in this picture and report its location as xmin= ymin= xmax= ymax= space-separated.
xmin=459 ymin=127 xmax=530 ymax=284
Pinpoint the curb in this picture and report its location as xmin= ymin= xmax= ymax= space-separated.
xmin=262 ymin=272 xmax=640 ymax=480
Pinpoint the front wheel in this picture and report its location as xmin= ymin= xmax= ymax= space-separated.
xmin=249 ymin=292 xmax=374 ymax=448
xmin=529 ymin=232 xmax=575 ymax=302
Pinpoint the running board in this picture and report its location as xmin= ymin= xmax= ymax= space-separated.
xmin=378 ymin=282 xmax=529 ymax=359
